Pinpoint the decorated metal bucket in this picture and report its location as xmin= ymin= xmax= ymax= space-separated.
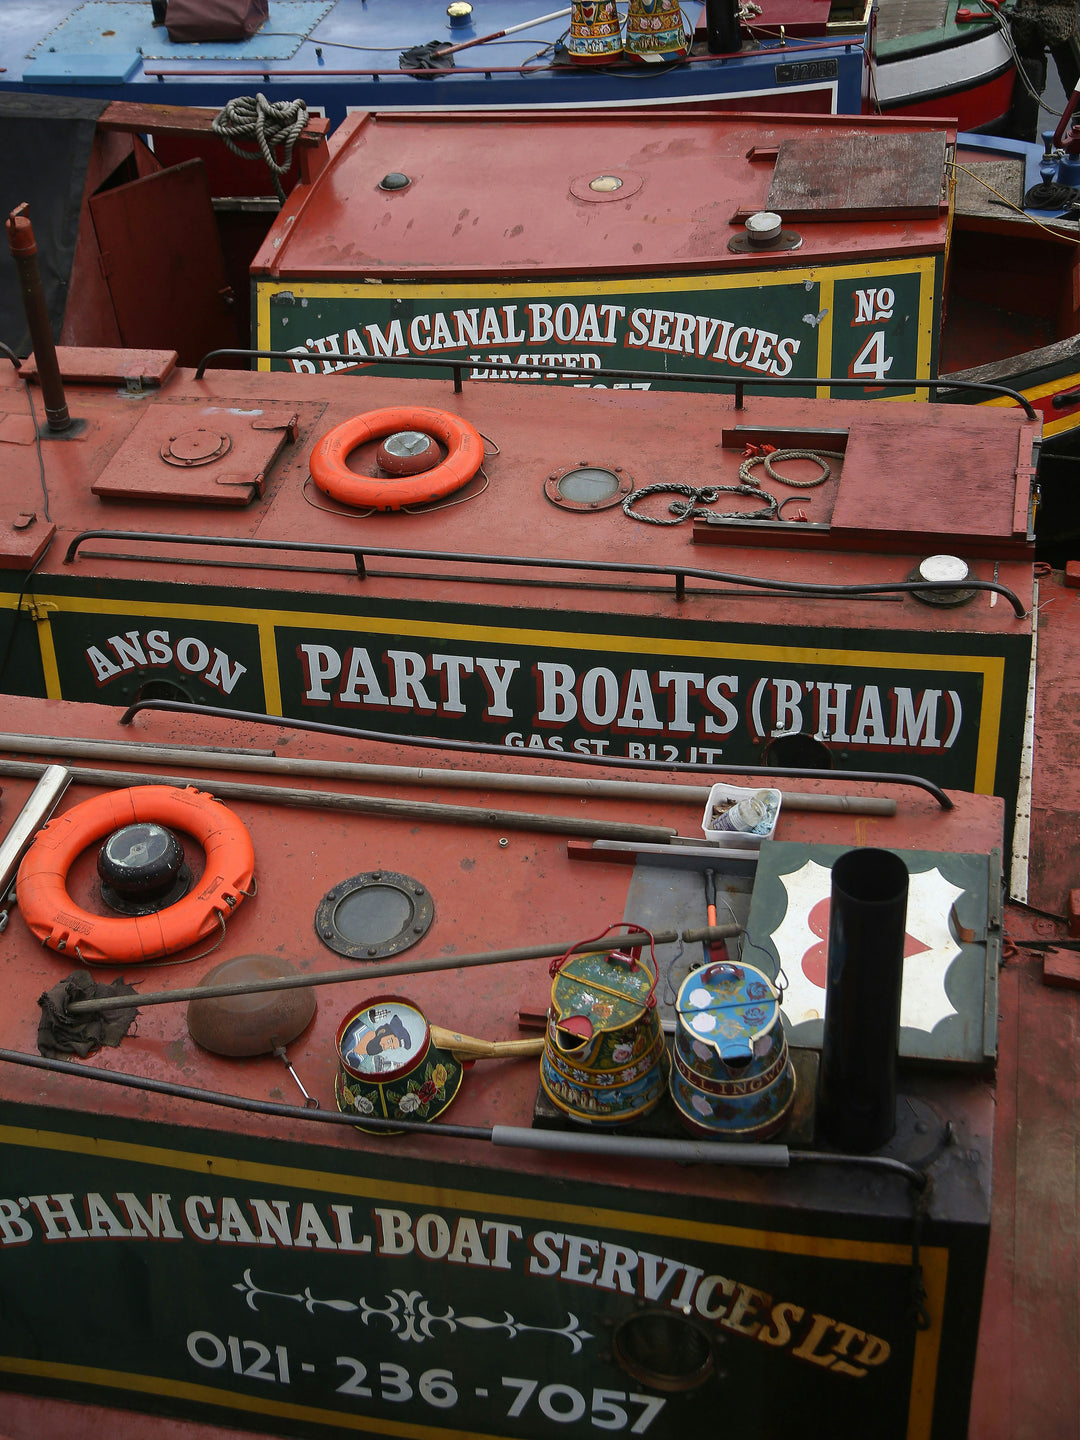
xmin=335 ymin=996 xmax=463 ymax=1132
xmin=670 ymin=962 xmax=795 ymax=1141
xmin=566 ymin=0 xmax=624 ymax=63
xmin=624 ymin=0 xmax=688 ymax=60
xmin=540 ymin=924 xmax=669 ymax=1126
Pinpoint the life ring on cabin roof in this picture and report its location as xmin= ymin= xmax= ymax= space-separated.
xmin=16 ymin=786 xmax=255 ymax=966
xmin=309 ymin=406 xmax=484 ymax=512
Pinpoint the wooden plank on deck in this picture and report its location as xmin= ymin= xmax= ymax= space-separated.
xmin=767 ymin=132 xmax=948 ymax=219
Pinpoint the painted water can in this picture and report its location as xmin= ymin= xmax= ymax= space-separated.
xmin=624 ymin=0 xmax=688 ymax=60
xmin=335 ymin=996 xmax=463 ymax=1131
xmin=671 ymin=961 xmax=796 ymax=1141
xmin=540 ymin=924 xmax=669 ymax=1125
xmin=566 ymin=1 xmax=624 ymax=63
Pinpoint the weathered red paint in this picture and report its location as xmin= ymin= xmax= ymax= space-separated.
xmin=251 ymin=110 xmax=954 ymax=283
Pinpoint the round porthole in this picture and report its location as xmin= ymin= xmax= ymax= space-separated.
xmin=315 ymin=871 xmax=434 ymax=960
xmin=545 ymin=464 xmax=633 ymax=512
xmin=612 ymin=1310 xmax=715 ymax=1392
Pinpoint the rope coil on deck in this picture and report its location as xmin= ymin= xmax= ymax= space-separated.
xmin=740 ymin=448 xmax=846 ymax=489
xmin=211 ymin=94 xmax=309 ymax=202
xmin=623 ymin=482 xmax=779 ymax=524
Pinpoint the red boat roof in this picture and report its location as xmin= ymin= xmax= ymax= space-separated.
xmin=253 ymin=111 xmax=955 ymax=282
xmin=1 ymin=359 xmax=1036 ymax=614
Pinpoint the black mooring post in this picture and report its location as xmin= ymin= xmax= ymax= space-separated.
xmin=815 ymin=847 xmax=909 ymax=1153
xmin=704 ymin=0 xmax=742 ymax=53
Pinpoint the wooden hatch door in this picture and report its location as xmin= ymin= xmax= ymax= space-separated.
xmin=88 ymin=158 xmax=239 ymax=366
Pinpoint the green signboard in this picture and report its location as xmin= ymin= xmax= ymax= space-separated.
xmin=9 ymin=581 xmax=1027 ymax=807
xmin=254 ymin=259 xmax=940 ymax=399
xmin=0 ymin=1102 xmax=986 ymax=1439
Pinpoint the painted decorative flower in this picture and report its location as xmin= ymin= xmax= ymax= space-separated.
xmin=353 ymin=1094 xmax=374 ymax=1115
xmin=398 ymin=1091 xmax=421 ymax=1114
xmin=612 ymin=1043 xmax=633 ymax=1064
xmin=691 ymin=1094 xmax=714 ymax=1117
xmin=431 ymin=1064 xmax=448 ymax=1090
xmin=416 ymin=1080 xmax=438 ymax=1104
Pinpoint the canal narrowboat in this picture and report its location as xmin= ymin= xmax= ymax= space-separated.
xmin=0 ymin=322 xmax=1039 ymax=821
xmin=0 ymin=0 xmax=1038 ymax=132
xmin=247 ymin=107 xmax=1080 ymax=451
xmin=0 ymin=0 xmax=874 ymax=127
xmin=0 ymin=201 xmax=1076 ymax=1439
xmin=0 ymin=688 xmax=1019 ymax=1439
xmin=0 ymin=537 xmax=1076 ymax=1438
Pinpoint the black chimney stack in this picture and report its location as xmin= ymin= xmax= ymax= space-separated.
xmin=704 ymin=0 xmax=742 ymax=54
xmin=6 ymin=203 xmax=71 ymax=433
xmin=815 ymin=847 xmax=909 ymax=1152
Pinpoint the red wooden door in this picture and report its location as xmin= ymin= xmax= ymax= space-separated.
xmin=89 ymin=158 xmax=239 ymax=366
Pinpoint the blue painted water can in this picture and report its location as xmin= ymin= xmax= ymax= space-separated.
xmin=671 ymin=961 xmax=795 ymax=1141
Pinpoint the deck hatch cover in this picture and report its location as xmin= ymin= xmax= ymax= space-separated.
xmin=91 ymin=401 xmax=298 ymax=505
xmin=767 ymin=131 xmax=948 ymax=219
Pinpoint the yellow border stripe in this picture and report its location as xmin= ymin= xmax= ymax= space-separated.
xmin=0 ymin=1357 xmax=502 ymax=1440
xmin=0 ymin=1121 xmax=921 ymax=1261
xmin=35 ymin=590 xmax=1009 ymax=794
xmin=253 ymin=259 xmax=939 ymax=379
xmin=0 ymin=1121 xmax=948 ymax=1436
xmin=815 ymin=275 xmax=835 ymax=400
xmin=980 ymin=367 xmax=1080 ymax=439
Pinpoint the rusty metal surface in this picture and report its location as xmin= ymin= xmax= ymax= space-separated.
xmin=252 ymin=111 xmax=954 ymax=281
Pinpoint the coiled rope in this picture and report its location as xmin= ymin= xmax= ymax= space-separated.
xmin=1023 ymin=181 xmax=1080 ymax=212
xmin=623 ymin=482 xmax=778 ymax=524
xmin=623 ymin=448 xmax=842 ymax=527
xmin=739 ymin=448 xmax=845 ymax=488
xmin=211 ymin=94 xmax=309 ymax=203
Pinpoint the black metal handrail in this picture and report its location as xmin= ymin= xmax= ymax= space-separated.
xmin=119 ymin=698 xmax=954 ymax=809
xmin=191 ymin=348 xmax=1039 ymax=419
xmin=61 ymin=529 xmax=1027 ymax=615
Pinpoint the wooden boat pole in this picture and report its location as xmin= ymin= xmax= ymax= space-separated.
xmin=430 ymin=8 xmax=571 ymax=58
xmin=65 ymin=923 xmax=743 ymax=1015
xmin=0 ymin=732 xmax=897 ymax=815
xmin=0 ymin=758 xmax=676 ymax=844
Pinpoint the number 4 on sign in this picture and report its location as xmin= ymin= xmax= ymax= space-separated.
xmin=850 ymin=329 xmax=894 ymax=383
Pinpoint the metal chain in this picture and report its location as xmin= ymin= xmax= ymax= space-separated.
xmin=740 ymin=448 xmax=846 ymax=489
xmin=211 ymin=94 xmax=309 ymax=203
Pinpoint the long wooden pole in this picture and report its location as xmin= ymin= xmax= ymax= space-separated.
xmin=0 ymin=732 xmax=897 ymax=815
xmin=0 ymin=758 xmax=676 ymax=843
xmin=66 ymin=923 xmax=742 ymax=1015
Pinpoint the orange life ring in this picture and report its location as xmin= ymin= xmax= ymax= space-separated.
xmin=309 ymin=406 xmax=484 ymax=512
xmin=16 ymin=786 xmax=255 ymax=966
